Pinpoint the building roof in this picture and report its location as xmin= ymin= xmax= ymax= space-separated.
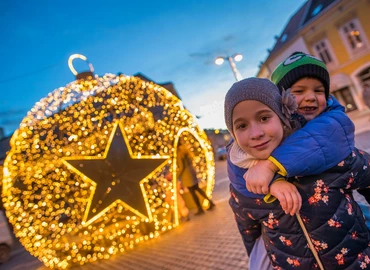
xmin=302 ymin=0 xmax=337 ymax=25
xmin=269 ymin=1 xmax=310 ymax=55
xmin=269 ymin=0 xmax=337 ymax=57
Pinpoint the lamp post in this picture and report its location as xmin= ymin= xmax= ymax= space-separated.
xmin=215 ymin=53 xmax=243 ymax=81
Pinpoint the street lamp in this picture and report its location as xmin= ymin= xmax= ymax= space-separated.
xmin=215 ymin=53 xmax=243 ymax=81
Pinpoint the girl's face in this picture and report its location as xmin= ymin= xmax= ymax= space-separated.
xmin=232 ymin=100 xmax=284 ymax=159
xmin=290 ymin=77 xmax=327 ymax=121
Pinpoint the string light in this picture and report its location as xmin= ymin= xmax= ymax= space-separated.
xmin=2 ymin=73 xmax=215 ymax=268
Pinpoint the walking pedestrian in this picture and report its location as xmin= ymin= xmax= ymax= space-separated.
xmin=177 ymin=139 xmax=215 ymax=215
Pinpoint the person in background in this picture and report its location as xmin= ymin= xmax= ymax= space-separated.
xmin=177 ymin=139 xmax=215 ymax=215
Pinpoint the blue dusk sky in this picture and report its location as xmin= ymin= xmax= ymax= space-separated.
xmin=0 ymin=0 xmax=306 ymax=135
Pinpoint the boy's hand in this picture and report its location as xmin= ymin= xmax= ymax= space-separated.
xmin=244 ymin=160 xmax=279 ymax=194
xmin=270 ymin=181 xmax=302 ymax=216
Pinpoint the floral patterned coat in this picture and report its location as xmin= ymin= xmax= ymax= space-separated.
xmin=229 ymin=148 xmax=370 ymax=269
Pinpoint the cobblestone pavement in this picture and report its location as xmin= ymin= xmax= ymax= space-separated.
xmin=74 ymin=197 xmax=249 ymax=270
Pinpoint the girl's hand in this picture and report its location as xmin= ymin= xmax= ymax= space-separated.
xmin=270 ymin=181 xmax=302 ymax=216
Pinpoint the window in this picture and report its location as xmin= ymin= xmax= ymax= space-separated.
xmin=333 ymin=87 xmax=357 ymax=112
xmin=311 ymin=4 xmax=323 ymax=16
xmin=343 ymin=22 xmax=363 ymax=49
xmin=281 ymin=34 xmax=288 ymax=43
xmin=340 ymin=18 xmax=368 ymax=55
xmin=313 ymin=40 xmax=333 ymax=64
xmin=358 ymin=67 xmax=370 ymax=86
xmin=312 ymin=38 xmax=337 ymax=69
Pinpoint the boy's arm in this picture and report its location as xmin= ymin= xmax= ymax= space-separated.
xmin=244 ymin=160 xmax=279 ymax=194
xmin=272 ymin=109 xmax=354 ymax=177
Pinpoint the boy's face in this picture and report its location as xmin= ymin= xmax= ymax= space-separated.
xmin=232 ymin=100 xmax=284 ymax=159
xmin=290 ymin=78 xmax=327 ymax=121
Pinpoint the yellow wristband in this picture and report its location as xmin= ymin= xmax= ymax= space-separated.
xmin=268 ymin=156 xmax=287 ymax=176
xmin=263 ymin=193 xmax=277 ymax=203
xmin=263 ymin=178 xmax=286 ymax=203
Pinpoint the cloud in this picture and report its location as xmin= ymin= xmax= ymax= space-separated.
xmin=223 ymin=35 xmax=235 ymax=42
xmin=189 ymin=52 xmax=213 ymax=58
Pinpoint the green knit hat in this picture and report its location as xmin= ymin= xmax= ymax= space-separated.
xmin=271 ymin=52 xmax=330 ymax=98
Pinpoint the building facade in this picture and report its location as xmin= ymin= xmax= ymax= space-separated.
xmin=257 ymin=0 xmax=370 ymax=134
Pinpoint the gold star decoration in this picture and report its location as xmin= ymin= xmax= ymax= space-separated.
xmin=63 ymin=121 xmax=169 ymax=226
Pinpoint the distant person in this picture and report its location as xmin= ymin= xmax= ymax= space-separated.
xmin=177 ymin=139 xmax=215 ymax=215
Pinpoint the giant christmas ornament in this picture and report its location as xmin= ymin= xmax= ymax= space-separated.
xmin=2 ymin=55 xmax=215 ymax=268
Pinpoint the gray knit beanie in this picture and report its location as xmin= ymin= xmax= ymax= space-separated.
xmin=224 ymin=77 xmax=296 ymax=137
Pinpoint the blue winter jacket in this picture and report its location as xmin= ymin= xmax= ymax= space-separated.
xmin=228 ymin=96 xmax=355 ymax=197
xmin=269 ymin=96 xmax=355 ymax=177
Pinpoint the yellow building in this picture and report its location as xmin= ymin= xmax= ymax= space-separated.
xmin=257 ymin=0 xmax=370 ymax=134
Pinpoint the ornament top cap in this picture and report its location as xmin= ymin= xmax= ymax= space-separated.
xmin=68 ymin=54 xmax=95 ymax=79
